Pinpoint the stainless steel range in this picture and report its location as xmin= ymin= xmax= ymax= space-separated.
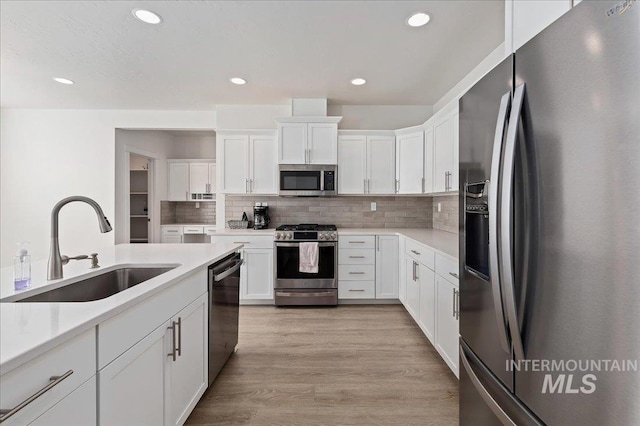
xmin=274 ymin=224 xmax=338 ymax=306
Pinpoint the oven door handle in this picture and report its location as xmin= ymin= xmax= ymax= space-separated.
xmin=275 ymin=242 xmax=336 ymax=247
xmin=276 ymin=291 xmax=336 ymax=297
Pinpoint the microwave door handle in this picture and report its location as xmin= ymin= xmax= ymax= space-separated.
xmin=320 ymin=171 xmax=324 ymax=191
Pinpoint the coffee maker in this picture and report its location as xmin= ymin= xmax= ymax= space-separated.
xmin=253 ymin=204 xmax=270 ymax=230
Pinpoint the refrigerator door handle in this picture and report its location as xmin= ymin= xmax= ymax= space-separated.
xmin=488 ymin=91 xmax=512 ymax=354
xmin=460 ymin=345 xmax=517 ymax=426
xmin=501 ymin=83 xmax=526 ymax=361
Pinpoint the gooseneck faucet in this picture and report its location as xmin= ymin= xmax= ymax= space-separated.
xmin=48 ymin=196 xmax=113 ymax=280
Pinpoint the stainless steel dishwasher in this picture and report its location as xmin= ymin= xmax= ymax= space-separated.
xmin=207 ymin=252 xmax=242 ymax=386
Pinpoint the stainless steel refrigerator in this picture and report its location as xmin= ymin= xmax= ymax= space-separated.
xmin=459 ymin=1 xmax=640 ymax=424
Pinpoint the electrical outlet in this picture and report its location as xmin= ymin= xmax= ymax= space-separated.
xmin=438 ymin=202 xmax=442 ymax=212
xmin=371 ymin=202 xmax=377 ymax=211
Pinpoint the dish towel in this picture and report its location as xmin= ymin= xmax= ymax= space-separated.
xmin=299 ymin=242 xmax=319 ymax=273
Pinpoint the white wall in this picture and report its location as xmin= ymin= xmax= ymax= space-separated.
xmin=216 ymin=104 xmax=291 ymax=129
xmin=0 ymin=109 xmax=216 ymax=266
xmin=328 ymin=105 xmax=433 ymax=130
xmin=168 ymin=132 xmax=216 ymax=159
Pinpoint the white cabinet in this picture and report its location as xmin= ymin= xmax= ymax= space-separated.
xmin=99 ymin=322 xmax=168 ymax=426
xmin=99 ymin=294 xmax=208 ymax=426
xmin=418 ymin=263 xmax=436 ymax=344
xmin=396 ymin=131 xmax=424 ymax=194
xmin=276 ymin=119 xmax=341 ymax=165
xmin=435 ymin=276 xmax=459 ymax=378
xmin=338 ymin=133 xmax=396 ymax=195
xmin=508 ymin=0 xmax=572 ymax=52
xmin=432 ymin=104 xmax=459 ymax=193
xmin=30 ymin=377 xmax=96 ymax=426
xmin=162 ymin=235 xmax=183 ymax=244
xmin=189 ymin=163 xmax=210 ymax=194
xmin=405 ymin=257 xmax=420 ymax=320
xmin=219 ymin=133 xmax=277 ymax=194
xmin=423 ymin=127 xmax=434 ymax=193
xmin=241 ymin=249 xmax=274 ymax=300
xmin=375 ymin=235 xmax=399 ymax=299
xmin=168 ymin=162 xmax=189 ymax=201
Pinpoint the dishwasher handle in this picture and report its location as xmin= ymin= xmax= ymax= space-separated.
xmin=212 ymin=259 xmax=243 ymax=282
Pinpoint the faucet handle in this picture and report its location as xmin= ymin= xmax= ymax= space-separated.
xmin=61 ymin=254 xmax=89 ymax=265
xmin=89 ymin=253 xmax=100 ymax=269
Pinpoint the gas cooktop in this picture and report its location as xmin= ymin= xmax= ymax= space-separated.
xmin=276 ymin=224 xmax=337 ymax=232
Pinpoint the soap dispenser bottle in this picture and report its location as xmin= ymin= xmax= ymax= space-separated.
xmin=13 ymin=243 xmax=31 ymax=290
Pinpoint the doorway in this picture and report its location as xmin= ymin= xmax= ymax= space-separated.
xmin=129 ymin=153 xmax=153 ymax=243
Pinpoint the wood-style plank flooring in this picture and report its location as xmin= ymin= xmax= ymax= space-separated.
xmin=186 ymin=305 xmax=458 ymax=425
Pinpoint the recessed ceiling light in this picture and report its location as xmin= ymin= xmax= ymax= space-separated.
xmin=407 ymin=12 xmax=431 ymax=27
xmin=53 ymin=77 xmax=74 ymax=85
xmin=230 ymin=77 xmax=247 ymax=85
xmin=351 ymin=78 xmax=367 ymax=86
xmin=132 ymin=9 xmax=162 ymax=24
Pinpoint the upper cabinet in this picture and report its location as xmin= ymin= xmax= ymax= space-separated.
xmin=168 ymin=160 xmax=215 ymax=202
xmin=338 ymin=132 xmax=396 ymax=195
xmin=506 ymin=0 xmax=572 ymax=52
xmin=218 ymin=131 xmax=277 ymax=195
xmin=168 ymin=162 xmax=190 ymax=201
xmin=395 ymin=130 xmax=424 ymax=194
xmin=431 ymin=102 xmax=459 ymax=193
xmin=276 ymin=117 xmax=342 ymax=165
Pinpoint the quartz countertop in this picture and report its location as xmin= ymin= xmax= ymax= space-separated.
xmin=338 ymin=228 xmax=458 ymax=262
xmin=0 ymin=243 xmax=242 ymax=374
xmin=162 ymin=223 xmax=216 ymax=227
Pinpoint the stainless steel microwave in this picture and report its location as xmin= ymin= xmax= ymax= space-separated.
xmin=278 ymin=164 xmax=337 ymax=197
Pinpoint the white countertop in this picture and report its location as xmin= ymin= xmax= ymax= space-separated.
xmin=162 ymin=223 xmax=215 ymax=227
xmin=338 ymin=228 xmax=458 ymax=262
xmin=0 ymin=243 xmax=241 ymax=374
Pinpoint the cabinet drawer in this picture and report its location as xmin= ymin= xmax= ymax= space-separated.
xmin=183 ymin=226 xmax=205 ymax=234
xmin=436 ymin=254 xmax=459 ymax=286
xmin=339 ymin=264 xmax=375 ymax=281
xmin=405 ymin=239 xmax=435 ymax=270
xmin=338 ymin=248 xmax=375 ymax=265
xmin=204 ymin=226 xmax=216 ymax=236
xmin=211 ymin=235 xmax=273 ymax=249
xmin=161 ymin=235 xmax=182 ymax=244
xmin=338 ymin=235 xmax=375 ymax=249
xmin=339 ymin=280 xmax=375 ymax=299
xmin=0 ymin=329 xmax=96 ymax=426
xmin=162 ymin=226 xmax=184 ymax=236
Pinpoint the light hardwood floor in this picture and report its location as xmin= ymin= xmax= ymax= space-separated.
xmin=186 ymin=305 xmax=459 ymax=425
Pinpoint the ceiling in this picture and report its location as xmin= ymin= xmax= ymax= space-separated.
xmin=0 ymin=1 xmax=504 ymax=109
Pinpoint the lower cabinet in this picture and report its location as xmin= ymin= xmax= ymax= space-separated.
xmin=418 ymin=263 xmax=436 ymax=344
xmin=375 ymin=235 xmax=399 ymax=299
xmin=99 ymin=293 xmax=208 ymax=426
xmin=241 ymin=248 xmax=274 ymax=300
xmin=435 ymin=276 xmax=460 ymax=378
xmin=30 ymin=377 xmax=97 ymax=426
xmin=162 ymin=235 xmax=183 ymax=243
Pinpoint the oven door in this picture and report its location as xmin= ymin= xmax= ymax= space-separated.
xmin=275 ymin=242 xmax=337 ymax=289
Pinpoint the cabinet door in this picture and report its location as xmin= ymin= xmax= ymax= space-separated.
xmin=337 ymin=135 xmax=366 ymax=194
xmin=168 ymin=163 xmax=189 ymax=201
xmin=166 ymin=294 xmax=208 ymax=426
xmin=249 ymin=135 xmax=277 ymax=194
xmin=435 ymin=277 xmax=459 ymax=377
xmin=396 ymin=132 xmax=424 ymax=194
xmin=241 ymin=249 xmax=274 ymax=300
xmin=418 ymin=264 xmax=436 ymax=344
xmin=375 ymin=235 xmax=399 ymax=298
xmin=189 ymin=163 xmax=209 ymax=194
xmin=404 ymin=258 xmax=420 ymax=321
xmin=451 ymin=110 xmax=459 ymax=192
xmin=99 ymin=321 xmax=169 ymax=426
xmin=367 ymin=136 xmax=396 ymax=194
xmin=278 ymin=123 xmax=307 ymax=164
xmin=307 ymin=123 xmax=338 ymax=164
xmin=220 ymin=134 xmax=249 ymax=194
xmin=30 ymin=376 xmax=96 ymax=426
xmin=208 ymin=163 xmax=216 ymax=193
xmin=423 ymin=127 xmax=434 ymax=193
xmin=162 ymin=235 xmax=183 ymax=244
xmin=433 ymin=114 xmax=454 ymax=192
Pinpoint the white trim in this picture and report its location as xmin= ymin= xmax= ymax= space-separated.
xmin=215 ymin=129 xmax=277 ymax=136
xmin=338 ymin=129 xmax=396 ymax=136
xmin=274 ymin=116 xmax=342 ymax=124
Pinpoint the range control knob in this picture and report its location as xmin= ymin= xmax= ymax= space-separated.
xmin=286 ymin=234 xmax=292 ymax=240
xmin=330 ymin=233 xmax=336 ymax=240
xmin=319 ymin=234 xmax=325 ymax=240
xmin=275 ymin=233 xmax=281 ymax=240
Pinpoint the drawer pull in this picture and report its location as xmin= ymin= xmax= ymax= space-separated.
xmin=348 ymin=289 xmax=365 ymax=292
xmin=348 ymin=256 xmax=366 ymax=259
xmin=449 ymin=272 xmax=459 ymax=279
xmin=411 ymin=250 xmax=421 ymax=255
xmin=348 ymin=272 xmax=365 ymax=275
xmin=349 ymin=241 xmax=366 ymax=244
xmin=0 ymin=370 xmax=74 ymax=423
xmin=167 ymin=230 xmax=178 ymax=233
xmin=233 ymin=241 xmax=250 ymax=244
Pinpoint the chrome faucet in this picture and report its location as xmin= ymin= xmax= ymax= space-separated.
xmin=48 ymin=196 xmax=113 ymax=280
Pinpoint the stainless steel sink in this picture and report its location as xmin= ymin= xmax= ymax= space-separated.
xmin=18 ymin=267 xmax=176 ymax=302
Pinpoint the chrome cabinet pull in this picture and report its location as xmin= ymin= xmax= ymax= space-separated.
xmin=348 ymin=256 xmax=366 ymax=259
xmin=349 ymin=271 xmax=366 ymax=275
xmin=412 ymin=261 xmax=417 ymax=281
xmin=177 ymin=317 xmax=182 ymax=357
xmin=349 ymin=241 xmax=366 ymax=244
xmin=168 ymin=321 xmax=177 ymax=361
xmin=449 ymin=272 xmax=459 ymax=279
xmin=452 ymin=288 xmax=456 ymax=318
xmin=364 ymin=179 xmax=366 ymax=193
xmin=395 ymin=179 xmax=399 ymax=193
xmin=422 ymin=177 xmax=425 ymax=193
xmin=376 ymin=236 xmax=379 ymax=251
xmin=411 ymin=249 xmax=421 ymax=256
xmin=348 ymin=289 xmax=365 ymax=292
xmin=0 ymin=370 xmax=74 ymax=423
xmin=233 ymin=241 xmax=250 ymax=244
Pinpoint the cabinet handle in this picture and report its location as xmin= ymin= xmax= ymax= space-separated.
xmin=250 ymin=179 xmax=254 ymax=193
xmin=307 ymin=149 xmax=311 ymax=164
xmin=449 ymin=272 xmax=459 ymax=279
xmin=395 ymin=179 xmax=399 ymax=193
xmin=411 ymin=250 xmax=421 ymax=256
xmin=349 ymin=271 xmax=366 ymax=275
xmin=0 ymin=370 xmax=74 ymax=423
xmin=186 ymin=191 xmax=189 ymax=201
xmin=366 ymin=179 xmax=370 ymax=194
xmin=233 ymin=241 xmax=250 ymax=244
xmin=245 ymin=179 xmax=249 ymax=193
xmin=168 ymin=321 xmax=177 ymax=361
xmin=422 ymin=177 xmax=425 ymax=193
xmin=167 ymin=230 xmax=178 ymax=233
xmin=348 ymin=256 xmax=366 ymax=259
xmin=412 ymin=261 xmax=417 ymax=281
xmin=453 ymin=288 xmax=458 ymax=319
xmin=376 ymin=236 xmax=379 ymax=251
xmin=349 ymin=241 xmax=366 ymax=244
xmin=364 ymin=179 xmax=366 ymax=193
xmin=457 ymin=290 xmax=460 ymax=320
xmin=348 ymin=289 xmax=365 ymax=292
xmin=177 ymin=317 xmax=182 ymax=357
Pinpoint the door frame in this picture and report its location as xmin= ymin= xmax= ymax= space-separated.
xmin=124 ymin=146 xmax=157 ymax=243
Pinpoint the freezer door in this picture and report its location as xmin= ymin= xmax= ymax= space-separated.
xmin=459 ymin=56 xmax=514 ymax=391
xmin=510 ymin=1 xmax=640 ymax=424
